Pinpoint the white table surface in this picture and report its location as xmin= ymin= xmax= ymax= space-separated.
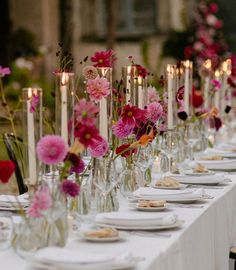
xmin=1 ymin=174 xmax=236 ymax=270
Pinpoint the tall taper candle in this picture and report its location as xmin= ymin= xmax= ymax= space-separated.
xmin=184 ymin=60 xmax=190 ymax=116
xmin=167 ymin=65 xmax=174 ymax=129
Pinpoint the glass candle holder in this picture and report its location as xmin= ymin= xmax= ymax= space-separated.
xmin=22 ymin=87 xmax=43 ymax=186
xmin=97 ymin=68 xmax=113 ymax=143
xmin=55 ymin=72 xmax=75 ymax=145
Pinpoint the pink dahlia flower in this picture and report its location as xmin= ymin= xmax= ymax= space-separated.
xmin=75 ymin=98 xmax=99 ymax=126
xmin=61 ymin=180 xmax=80 ymax=197
xmin=88 ymin=136 xmax=109 ymax=157
xmin=91 ymin=49 xmax=116 ymax=67
xmin=112 ymin=119 xmax=133 ymax=138
xmin=37 ymin=135 xmax=68 ymax=165
xmin=27 ymin=185 xmax=52 ymax=218
xmin=74 ymin=124 xmax=100 ymax=147
xmin=147 ymin=102 xmax=163 ymax=123
xmin=211 ymin=79 xmax=221 ymax=91
xmin=87 ymin=76 xmax=110 ymax=102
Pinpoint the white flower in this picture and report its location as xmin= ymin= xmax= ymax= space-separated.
xmin=206 ymin=14 xmax=217 ymax=26
xmin=15 ymin=57 xmax=33 ymax=70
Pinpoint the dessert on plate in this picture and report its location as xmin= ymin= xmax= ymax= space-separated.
xmin=155 ymin=177 xmax=180 ymax=188
xmin=84 ymin=228 xmax=119 ymax=238
xmin=138 ymin=200 xmax=166 ymax=208
xmin=201 ymin=155 xmax=223 ymax=161
xmin=193 ymin=163 xmax=208 ymax=173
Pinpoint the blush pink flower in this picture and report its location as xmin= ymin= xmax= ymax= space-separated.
xmin=146 ymin=102 xmax=163 ymax=123
xmin=87 ymin=76 xmax=110 ymax=102
xmin=91 ymin=49 xmax=116 ymax=67
xmin=88 ymin=136 xmax=109 ymax=157
xmin=148 ymin=86 xmax=159 ymax=103
xmin=61 ymin=180 xmax=80 ymax=197
xmin=112 ymin=119 xmax=134 ymax=138
xmin=0 ymin=66 xmax=11 ymax=77
xmin=27 ymin=185 xmax=52 ymax=218
xmin=75 ymin=98 xmax=99 ymax=125
xmin=74 ymin=125 xmax=100 ymax=147
xmin=37 ymin=135 xmax=68 ymax=165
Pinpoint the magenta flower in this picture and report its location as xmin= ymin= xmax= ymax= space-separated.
xmin=91 ymin=49 xmax=116 ymax=67
xmin=0 ymin=66 xmax=11 ymax=77
xmin=74 ymin=124 xmax=100 ymax=147
xmin=30 ymin=94 xmax=40 ymax=113
xmin=211 ymin=79 xmax=221 ymax=91
xmin=27 ymin=185 xmax=52 ymax=218
xmin=148 ymin=86 xmax=159 ymax=103
xmin=121 ymin=104 xmax=147 ymax=128
xmin=75 ymin=98 xmax=99 ymax=126
xmin=37 ymin=135 xmax=68 ymax=165
xmin=88 ymin=136 xmax=109 ymax=157
xmin=61 ymin=180 xmax=80 ymax=197
xmin=112 ymin=119 xmax=133 ymax=139
xmin=87 ymin=76 xmax=110 ymax=102
xmin=64 ymin=153 xmax=85 ymax=174
xmin=146 ymin=102 xmax=163 ymax=123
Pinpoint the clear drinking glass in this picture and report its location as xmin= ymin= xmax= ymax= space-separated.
xmin=0 ymin=212 xmax=13 ymax=250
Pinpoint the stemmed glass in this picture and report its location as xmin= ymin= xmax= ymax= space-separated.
xmin=134 ymin=143 xmax=155 ymax=185
xmin=159 ymin=130 xmax=179 ymax=173
xmin=92 ymin=157 xmax=118 ymax=212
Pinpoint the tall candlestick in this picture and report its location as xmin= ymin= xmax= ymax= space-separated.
xmin=184 ymin=60 xmax=190 ymax=116
xmin=99 ymin=98 xmax=108 ymax=140
xmin=203 ymin=59 xmax=212 ymax=109
xmin=221 ymin=59 xmax=232 ymax=113
xmin=214 ymin=70 xmax=220 ymax=109
xmin=27 ymin=88 xmax=37 ymax=185
xmin=126 ymin=66 xmax=132 ymax=104
xmin=137 ymin=76 xmax=143 ymax=108
xmin=61 ymin=73 xmax=69 ymax=143
xmin=167 ymin=65 xmax=174 ymax=129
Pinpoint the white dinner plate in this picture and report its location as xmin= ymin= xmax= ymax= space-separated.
xmin=96 ymin=219 xmax=184 ymax=231
xmin=79 ymin=232 xmax=126 ymax=243
xmin=152 ymin=184 xmax=187 ymax=190
xmin=184 ymin=170 xmax=215 ymax=176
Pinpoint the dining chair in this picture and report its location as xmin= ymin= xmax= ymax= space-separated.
xmin=3 ymin=133 xmax=28 ymax=194
xmin=230 ymin=247 xmax=236 ymax=270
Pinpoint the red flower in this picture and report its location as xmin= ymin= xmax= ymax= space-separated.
xmin=191 ymin=87 xmax=204 ymax=108
xmin=121 ymin=104 xmax=147 ymax=128
xmin=115 ymin=144 xmax=137 ymax=158
xmin=184 ymin=46 xmax=194 ymax=58
xmin=91 ymin=49 xmax=116 ymax=67
xmin=134 ymin=65 xmax=148 ymax=78
xmin=208 ymin=3 xmax=218 ymax=13
xmin=74 ymin=124 xmax=100 ymax=147
xmin=0 ymin=160 xmax=15 ymax=184
xmin=176 ymin=86 xmax=184 ymax=102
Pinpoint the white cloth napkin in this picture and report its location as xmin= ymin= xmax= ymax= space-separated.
xmin=133 ymin=187 xmax=205 ymax=200
xmin=96 ymin=211 xmax=177 ymax=227
xmin=170 ymin=173 xmax=225 ymax=184
xmin=0 ymin=193 xmax=29 ymax=207
xmin=190 ymin=159 xmax=236 ymax=170
xmin=205 ymin=148 xmax=236 ymax=158
xmin=35 ymin=247 xmax=128 ymax=265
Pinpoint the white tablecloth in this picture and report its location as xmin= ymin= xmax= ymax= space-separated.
xmin=1 ymin=175 xmax=236 ymax=270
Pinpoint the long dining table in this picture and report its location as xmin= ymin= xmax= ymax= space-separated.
xmin=1 ymin=172 xmax=236 ymax=270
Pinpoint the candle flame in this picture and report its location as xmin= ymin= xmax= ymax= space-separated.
xmin=185 ymin=60 xmax=190 ymax=68
xmin=214 ymin=70 xmax=220 ymax=78
xmin=204 ymin=59 xmax=211 ymax=69
xmin=28 ymin=88 xmax=32 ymax=98
xmin=222 ymin=59 xmax=232 ymax=75
xmin=61 ymin=72 xmax=69 ymax=85
xmin=127 ymin=66 xmax=132 ymax=75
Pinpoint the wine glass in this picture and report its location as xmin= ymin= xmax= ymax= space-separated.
xmin=0 ymin=212 xmax=13 ymax=250
xmin=159 ymin=131 xmax=179 ymax=173
xmin=92 ymin=157 xmax=118 ymax=212
xmin=134 ymin=143 xmax=155 ymax=185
